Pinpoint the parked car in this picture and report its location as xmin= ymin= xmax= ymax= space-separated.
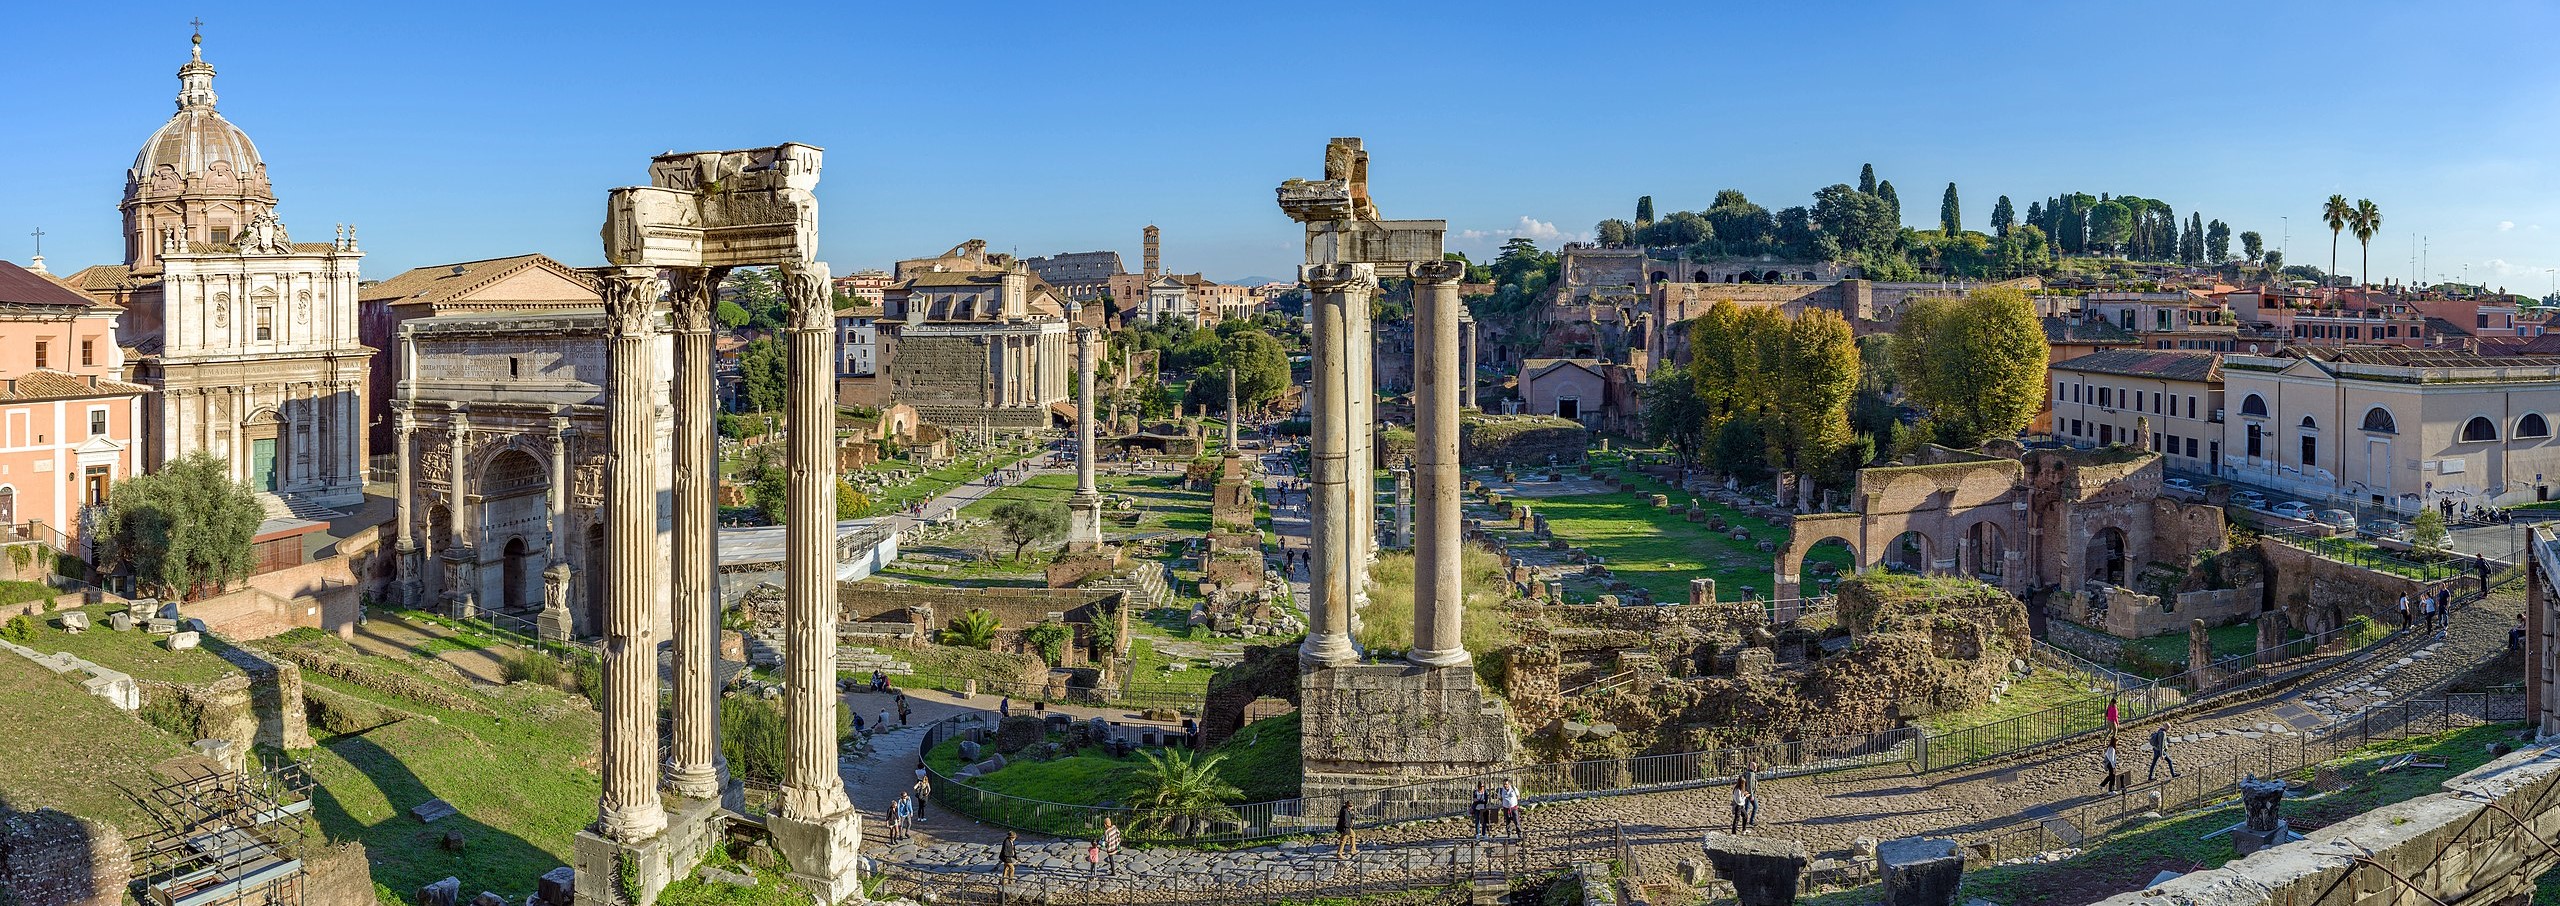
xmin=2270 ymin=501 xmax=2315 ymax=520
xmin=2364 ymin=519 xmax=2412 ymax=542
xmin=2163 ymin=477 xmax=2198 ymax=492
xmin=2316 ymin=508 xmax=2359 ymax=532
xmin=2234 ymin=489 xmax=2269 ymax=509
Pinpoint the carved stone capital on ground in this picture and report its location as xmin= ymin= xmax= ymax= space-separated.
xmin=600 ymin=266 xmax=665 ymax=339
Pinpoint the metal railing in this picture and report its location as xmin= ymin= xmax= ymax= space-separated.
xmin=892 ymin=673 xmax=1206 ymax=714
xmin=2259 ymin=527 xmax=2471 ymax=582
xmin=1965 ymin=693 xmax=2526 ymax=864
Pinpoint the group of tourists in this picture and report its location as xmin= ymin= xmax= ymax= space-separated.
xmin=2096 ymin=723 xmax=2180 ymax=794
xmin=2398 ymin=589 xmax=2452 ymax=634
xmin=1727 ymin=764 xmax=1762 ymax=834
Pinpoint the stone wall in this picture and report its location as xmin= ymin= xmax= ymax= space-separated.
xmin=1460 ymin=414 xmax=1589 ymax=469
xmin=212 ymin=641 xmax=316 ymax=749
xmin=302 ymin=841 xmax=376 ymax=906
xmin=2257 ymin=538 xmax=2464 ymax=637
xmin=1298 ymin=663 xmax=1516 ymax=806
xmin=0 ymin=805 xmax=127 ymax=906
xmin=1201 ymin=643 xmax=1299 ymax=747
xmin=2094 ymin=741 xmax=2560 ymax=906
xmin=840 ymin=583 xmax=1119 ymax=630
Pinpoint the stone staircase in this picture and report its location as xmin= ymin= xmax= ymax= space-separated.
xmin=1086 ymin=562 xmax=1174 ymax=610
xmin=259 ymin=493 xmax=346 ymax=522
xmin=842 ymin=646 xmax=913 ymax=676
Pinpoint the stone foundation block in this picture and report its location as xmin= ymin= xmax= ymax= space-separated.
xmin=1877 ymin=837 xmax=1962 ymax=906
xmin=764 ymin=807 xmax=862 ymax=904
xmin=1701 ymin=832 xmax=1807 ymax=906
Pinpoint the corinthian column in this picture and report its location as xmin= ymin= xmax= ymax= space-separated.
xmin=1347 ymin=281 xmax=1375 ymax=629
xmin=445 ymin=406 xmax=476 ymax=620
xmin=665 ymin=267 xmax=724 ymax=800
xmin=1459 ymin=309 xmax=1479 ymax=412
xmin=1067 ymin=326 xmax=1105 ymax=549
xmin=1300 ymin=264 xmax=1369 ymax=668
xmin=596 ymin=266 xmax=667 ymax=843
xmin=540 ymin=415 xmax=574 ymax=643
xmin=777 ymin=261 xmax=853 ymax=822
xmin=393 ymin=402 xmax=419 ymax=608
xmin=1408 ymin=260 xmax=1470 ymax=668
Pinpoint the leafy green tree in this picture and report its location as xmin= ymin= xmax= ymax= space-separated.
xmin=2264 ymin=250 xmax=2285 ymax=274
xmin=941 ymin=608 xmax=1000 ymax=649
xmin=1640 ymin=372 xmax=1709 ymax=463
xmin=1770 ymin=309 xmax=1860 ymax=506
xmin=722 ymin=268 xmax=786 ymax=331
xmin=2178 ymin=213 xmax=2203 ymax=264
xmin=1876 ymin=180 xmax=1901 ymax=225
xmin=1812 ymin=185 xmax=1896 ymax=256
xmin=1997 ymin=224 xmax=2052 ymax=276
xmin=989 ymin=499 xmax=1067 ymax=562
xmin=2350 ymin=199 xmax=2382 ymax=286
xmin=1595 ymin=219 xmax=1634 ymax=246
xmin=2241 ymin=231 xmax=2265 ymax=264
xmin=1939 ymin=183 xmax=1962 ymax=235
xmin=1704 ymin=193 xmax=1778 ymax=254
xmin=1895 ymin=288 xmax=2049 ymax=447
xmin=1990 ymin=195 xmax=2015 ymax=237
xmin=2206 ymin=219 xmax=2232 ymax=263
xmin=1710 ymin=419 xmax=1770 ymax=485
xmin=2323 ymin=194 xmax=2353 ymax=282
xmin=1635 ymin=196 xmax=1655 ymax=225
xmin=100 ymin=451 xmax=263 ymax=601
xmin=2087 ymin=201 xmax=2135 ymax=254
xmin=714 ymin=300 xmax=750 ymax=330
xmin=738 ymin=338 xmax=786 ymax=413
xmin=2410 ymin=509 xmax=2448 ymax=553
xmin=1858 ymin=164 xmax=1877 ymax=195
xmin=1131 ymin=748 xmax=1244 ymax=835
xmin=720 ymin=695 xmax=786 ymax=783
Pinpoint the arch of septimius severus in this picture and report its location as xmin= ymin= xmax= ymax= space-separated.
xmin=569 ymin=144 xmax=859 ymax=906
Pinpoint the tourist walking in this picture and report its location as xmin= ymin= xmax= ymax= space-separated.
xmin=998 ymin=831 xmax=1019 ymax=882
xmin=2147 ymin=725 xmax=2178 ymax=780
xmin=2479 ymin=553 xmax=2493 ymax=594
xmin=1101 ymin=817 xmax=1121 ymax=872
xmin=898 ymin=699 xmax=912 ymax=727
xmin=1741 ymin=761 xmax=1761 ymax=830
xmin=879 ymin=708 xmax=892 ymax=732
xmin=2398 ymin=594 xmax=2413 ymax=630
xmin=2099 ymin=738 xmax=2122 ymax=793
xmin=852 ymin=710 xmax=866 ymax=736
xmin=1470 ymin=782 xmax=1490 ymax=839
xmin=1086 ymin=839 xmax=1102 ymax=880
xmin=2103 ymin=695 xmax=2120 ymax=734
xmin=1000 ymin=696 xmax=1012 ymax=720
xmin=1334 ymin=802 xmax=1358 ymax=860
xmin=1729 ymin=778 xmax=1749 ymax=834
xmin=1500 ymin=779 xmax=1522 ymax=836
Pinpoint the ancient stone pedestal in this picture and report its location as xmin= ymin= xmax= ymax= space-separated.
xmin=1297 ymin=663 xmax=1514 ymax=807
xmin=2255 ymin=610 xmax=2287 ymax=665
xmin=1690 ymin=578 xmax=1718 ymax=607
xmin=539 ymin=563 xmax=574 ymax=643
xmin=570 ymin=827 xmax=667 ymax=906
xmin=1700 ymin=832 xmax=1809 ymax=906
xmin=2185 ymin=618 xmax=2214 ymax=690
xmin=2232 ymin=777 xmax=2299 ymax=856
xmin=765 ymin=809 xmax=863 ymax=904
xmin=1877 ymin=837 xmax=1964 ymax=906
xmin=1067 ymin=326 xmax=1106 ymax=550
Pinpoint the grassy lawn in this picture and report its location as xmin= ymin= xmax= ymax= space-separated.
xmin=2281 ymin=533 xmax=2463 ymax=582
xmin=261 ymin=631 xmax=601 ymax=905
xmin=1806 ymin=722 xmax=2529 ymax=906
xmin=881 ymin=472 xmax=1221 ymax=586
xmin=1916 ymin=664 xmax=2119 ymax=738
xmin=924 ymin=710 xmax=1302 ymax=836
xmin=850 ymin=448 xmax=1038 ymax=518
xmin=14 ymin=603 xmax=245 ymax=684
xmin=1529 ymin=470 xmax=1786 ymax=602
xmin=2120 ymin=621 xmax=2266 ymax=666
xmin=1125 ymin=637 xmax=1211 ymax=697
xmin=0 ymin=650 xmax=192 ymax=829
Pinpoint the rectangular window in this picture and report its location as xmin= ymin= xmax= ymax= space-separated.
xmin=2152 ymin=433 xmax=2163 ymax=452
xmin=209 ymin=227 xmax=230 ymax=246
xmin=2301 ymin=434 xmax=2318 ymax=467
xmin=2099 ymin=387 xmax=2111 ymax=408
xmin=84 ymin=466 xmax=109 ymax=505
xmin=87 ymin=409 xmax=105 ymax=437
xmin=2348 ymin=326 xmax=2360 ymax=340
xmin=79 ymin=339 xmax=93 ymax=367
xmin=32 ymin=342 xmax=46 ymax=370
xmin=2480 ymin=314 xmax=2491 ymax=329
xmin=256 ymin=307 xmax=273 ymax=341
xmin=2187 ymin=437 xmax=2199 ymax=457
xmin=2152 ymin=392 xmax=2162 ymax=413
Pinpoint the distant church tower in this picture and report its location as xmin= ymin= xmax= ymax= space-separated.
xmin=1143 ymin=225 xmax=1160 ymax=280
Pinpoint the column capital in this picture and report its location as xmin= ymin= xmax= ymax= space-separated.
xmin=665 ymin=266 xmax=726 ymax=334
xmin=1411 ymin=259 xmax=1467 ymax=284
xmin=448 ymin=404 xmax=471 ymax=432
xmin=599 ymin=266 xmax=664 ymax=339
xmin=549 ymin=414 xmax=573 ymax=436
xmin=1301 ymin=262 xmax=1376 ymax=294
xmin=780 ymin=260 xmax=834 ymax=331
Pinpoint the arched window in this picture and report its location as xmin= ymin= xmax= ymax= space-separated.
xmin=2462 ymin=416 xmax=2500 ymax=442
xmin=2240 ymin=394 xmax=2268 ymax=417
xmin=2522 ymin=413 xmax=2552 ymax=439
xmin=2300 ymin=415 xmax=2318 ymax=429
xmin=2360 ymin=407 xmax=2397 ymax=434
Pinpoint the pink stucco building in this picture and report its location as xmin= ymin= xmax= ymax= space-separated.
xmin=0 ymin=261 xmax=150 ymax=539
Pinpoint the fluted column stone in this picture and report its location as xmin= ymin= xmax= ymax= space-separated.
xmin=393 ymin=403 xmax=419 ymax=608
xmin=540 ymin=414 xmax=574 ymax=642
xmin=1300 ymin=264 xmax=1368 ymax=668
xmin=445 ymin=406 xmax=475 ymax=619
xmin=778 ymin=261 xmax=854 ymax=821
xmin=666 ymin=267 xmax=725 ymax=800
xmin=1068 ymin=326 xmax=1104 ymax=549
xmin=596 ymin=266 xmax=667 ymax=843
xmin=1409 ymin=261 xmax=1470 ymax=668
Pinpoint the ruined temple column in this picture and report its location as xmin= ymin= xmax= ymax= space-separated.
xmin=1226 ymin=365 xmax=1240 ymax=450
xmin=445 ymin=406 xmax=475 ymax=619
xmin=1459 ymin=308 xmax=1478 ymax=412
xmin=1348 ymin=282 xmax=1376 ymax=628
xmin=777 ymin=261 xmax=853 ymax=820
xmin=596 ymin=267 xmax=666 ymax=843
xmin=539 ymin=414 xmax=573 ymax=643
xmin=1391 ymin=463 xmax=1413 ymax=550
xmin=665 ymin=267 xmax=724 ymax=801
xmin=1300 ymin=264 xmax=1368 ymax=668
xmin=1408 ymin=260 xmax=1470 ymax=669
xmin=393 ymin=402 xmax=419 ymax=608
xmin=1067 ymin=326 xmax=1104 ymax=549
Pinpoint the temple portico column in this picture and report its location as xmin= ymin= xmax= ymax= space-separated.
xmin=1348 ymin=283 xmax=1375 ymax=627
xmin=1067 ymin=326 xmax=1104 ymax=549
xmin=1300 ymin=264 xmax=1368 ymax=668
xmin=1225 ymin=365 xmax=1240 ymax=450
xmin=445 ymin=406 xmax=475 ymax=619
xmin=666 ymin=267 xmax=725 ymax=800
xmin=1408 ymin=261 xmax=1471 ymax=668
xmin=1459 ymin=309 xmax=1479 ymax=412
xmin=596 ymin=266 xmax=667 ymax=843
xmin=539 ymin=413 xmax=574 ymax=643
xmin=392 ymin=402 xmax=419 ymax=608
xmin=777 ymin=261 xmax=854 ymax=822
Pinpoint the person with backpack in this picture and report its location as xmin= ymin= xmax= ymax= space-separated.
xmin=1470 ymin=782 xmax=1489 ymax=839
xmin=998 ymin=831 xmax=1019 ymax=882
xmin=2147 ymin=725 xmax=2178 ymax=780
xmin=1334 ymin=801 xmax=1358 ymax=860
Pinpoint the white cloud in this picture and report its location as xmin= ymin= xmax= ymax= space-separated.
xmin=2500 ymin=221 xmax=2517 ymax=231
xmin=1456 ymin=216 xmax=1589 ymax=250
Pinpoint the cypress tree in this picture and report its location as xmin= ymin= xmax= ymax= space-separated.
xmin=1876 ymin=181 xmax=1901 ymax=226
xmin=1858 ymin=164 xmax=1877 ymax=195
xmin=1939 ymin=183 xmax=1962 ymax=235
xmin=1991 ymin=196 xmax=2015 ymax=237
xmin=1636 ymin=196 xmax=1655 ymax=225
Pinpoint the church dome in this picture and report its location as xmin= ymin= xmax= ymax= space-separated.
xmin=129 ymin=34 xmax=266 ymax=188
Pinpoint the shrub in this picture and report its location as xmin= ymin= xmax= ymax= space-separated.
xmin=941 ymin=608 xmax=1000 ymax=650
xmin=1024 ymin=621 xmax=1073 ymax=667
xmin=720 ymin=694 xmax=787 ymax=784
xmin=0 ymin=614 xmax=32 ymax=644
xmin=994 ymin=715 xmax=1045 ymax=754
xmin=571 ymin=655 xmax=604 ymax=705
xmin=503 ymin=651 xmax=564 ymax=688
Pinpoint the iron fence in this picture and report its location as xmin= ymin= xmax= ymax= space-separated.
xmin=891 ymin=674 xmax=1205 ymax=714
xmin=1964 ymin=693 xmax=2527 ymax=864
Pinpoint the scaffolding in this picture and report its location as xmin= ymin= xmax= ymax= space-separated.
xmin=124 ymin=753 xmax=317 ymax=906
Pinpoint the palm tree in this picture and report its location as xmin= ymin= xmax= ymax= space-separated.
xmin=940 ymin=608 xmax=999 ymax=649
xmin=2322 ymin=195 xmax=2352 ymax=284
xmin=1130 ymin=748 xmax=1244 ymax=837
xmin=2350 ymin=199 xmax=2382 ymax=288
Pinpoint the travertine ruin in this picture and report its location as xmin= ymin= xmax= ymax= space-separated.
xmin=574 ymin=144 xmax=858 ymax=905
xmin=1279 ymin=138 xmax=1516 ymax=800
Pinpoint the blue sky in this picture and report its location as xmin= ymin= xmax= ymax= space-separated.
xmin=5 ymin=1 xmax=2556 ymax=291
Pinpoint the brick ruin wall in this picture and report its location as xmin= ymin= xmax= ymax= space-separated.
xmin=2257 ymin=537 xmax=2468 ymax=638
xmin=0 ymin=806 xmax=128 ymax=906
xmin=1461 ymin=415 xmax=1590 ymax=469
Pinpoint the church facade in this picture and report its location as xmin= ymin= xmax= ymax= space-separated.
xmin=69 ymin=34 xmax=370 ymax=509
